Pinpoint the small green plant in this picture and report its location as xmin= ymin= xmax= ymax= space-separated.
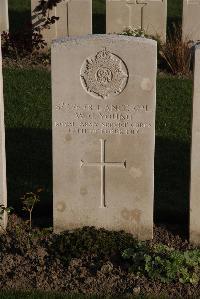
xmin=21 ymin=192 xmax=40 ymax=229
xmin=121 ymin=26 xmax=150 ymax=38
xmin=122 ymin=244 xmax=200 ymax=285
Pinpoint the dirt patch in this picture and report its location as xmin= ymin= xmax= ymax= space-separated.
xmin=0 ymin=215 xmax=199 ymax=298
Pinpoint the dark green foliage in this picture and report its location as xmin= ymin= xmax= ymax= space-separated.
xmin=50 ymin=226 xmax=137 ymax=264
xmin=123 ymin=244 xmax=200 ymax=285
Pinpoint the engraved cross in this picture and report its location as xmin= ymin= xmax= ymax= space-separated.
xmin=126 ymin=0 xmax=148 ymax=29
xmin=80 ymin=139 xmax=126 ymax=208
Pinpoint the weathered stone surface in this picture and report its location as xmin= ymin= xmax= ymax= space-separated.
xmin=106 ymin=0 xmax=167 ymax=42
xmin=32 ymin=0 xmax=92 ymax=46
xmin=0 ymin=0 xmax=9 ymax=32
xmin=52 ymin=35 xmax=157 ymax=240
xmin=0 ymin=38 xmax=7 ymax=229
xmin=190 ymin=45 xmax=200 ymax=244
xmin=182 ymin=0 xmax=200 ymax=41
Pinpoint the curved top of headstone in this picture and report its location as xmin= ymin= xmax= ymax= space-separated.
xmin=52 ymin=34 xmax=157 ymax=48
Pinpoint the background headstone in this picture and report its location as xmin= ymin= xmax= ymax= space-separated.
xmin=52 ymin=35 xmax=157 ymax=240
xmin=32 ymin=0 xmax=92 ymax=46
xmin=0 ymin=20 xmax=8 ymax=228
xmin=0 ymin=0 xmax=9 ymax=32
xmin=190 ymin=45 xmax=200 ymax=244
xmin=182 ymin=0 xmax=200 ymax=41
xmin=106 ymin=0 xmax=167 ymax=42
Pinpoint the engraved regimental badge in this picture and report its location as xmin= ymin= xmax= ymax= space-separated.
xmin=80 ymin=48 xmax=129 ymax=99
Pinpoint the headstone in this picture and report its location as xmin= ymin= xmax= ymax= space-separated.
xmin=190 ymin=45 xmax=200 ymax=244
xmin=106 ymin=0 xmax=167 ymax=42
xmin=32 ymin=0 xmax=92 ymax=46
xmin=0 ymin=41 xmax=7 ymax=229
xmin=0 ymin=0 xmax=9 ymax=32
xmin=52 ymin=35 xmax=157 ymax=240
xmin=182 ymin=0 xmax=200 ymax=41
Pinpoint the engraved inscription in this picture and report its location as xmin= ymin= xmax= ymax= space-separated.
xmin=55 ymin=102 xmax=152 ymax=136
xmin=80 ymin=139 xmax=126 ymax=208
xmin=80 ymin=48 xmax=128 ymax=99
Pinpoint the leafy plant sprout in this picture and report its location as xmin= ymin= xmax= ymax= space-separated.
xmin=21 ymin=192 xmax=40 ymax=229
xmin=121 ymin=26 xmax=150 ymax=38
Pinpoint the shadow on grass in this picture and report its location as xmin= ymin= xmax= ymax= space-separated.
xmin=5 ymin=128 xmax=53 ymax=227
xmin=167 ymin=17 xmax=182 ymax=35
xmin=93 ymin=13 xmax=106 ymax=34
xmin=154 ymin=136 xmax=190 ymax=239
xmin=9 ymin=9 xmax=31 ymax=34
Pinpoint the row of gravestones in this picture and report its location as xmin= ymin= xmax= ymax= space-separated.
xmin=32 ymin=0 xmax=200 ymax=45
xmin=1 ymin=0 xmax=200 ymax=244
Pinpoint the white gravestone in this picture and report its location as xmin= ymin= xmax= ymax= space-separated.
xmin=0 ymin=0 xmax=9 ymax=32
xmin=0 ymin=1 xmax=8 ymax=229
xmin=182 ymin=0 xmax=200 ymax=41
xmin=190 ymin=45 xmax=200 ymax=244
xmin=52 ymin=35 xmax=157 ymax=240
xmin=32 ymin=0 xmax=92 ymax=46
xmin=106 ymin=0 xmax=167 ymax=42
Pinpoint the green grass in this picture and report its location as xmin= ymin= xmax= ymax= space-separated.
xmin=155 ymin=77 xmax=192 ymax=224
xmin=168 ymin=0 xmax=182 ymax=19
xmin=156 ymin=77 xmax=192 ymax=142
xmin=3 ymin=68 xmax=52 ymax=219
xmin=4 ymin=68 xmax=51 ymax=129
xmin=8 ymin=0 xmax=31 ymax=32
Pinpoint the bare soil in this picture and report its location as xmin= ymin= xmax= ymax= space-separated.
xmin=0 ymin=215 xmax=199 ymax=298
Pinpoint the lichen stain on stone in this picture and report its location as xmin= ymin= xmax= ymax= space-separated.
xmin=121 ymin=208 xmax=142 ymax=223
xmin=56 ymin=202 xmax=66 ymax=212
xmin=140 ymin=78 xmax=153 ymax=92
xmin=65 ymin=134 xmax=72 ymax=142
xmin=80 ymin=187 xmax=88 ymax=196
xmin=129 ymin=167 xmax=142 ymax=178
